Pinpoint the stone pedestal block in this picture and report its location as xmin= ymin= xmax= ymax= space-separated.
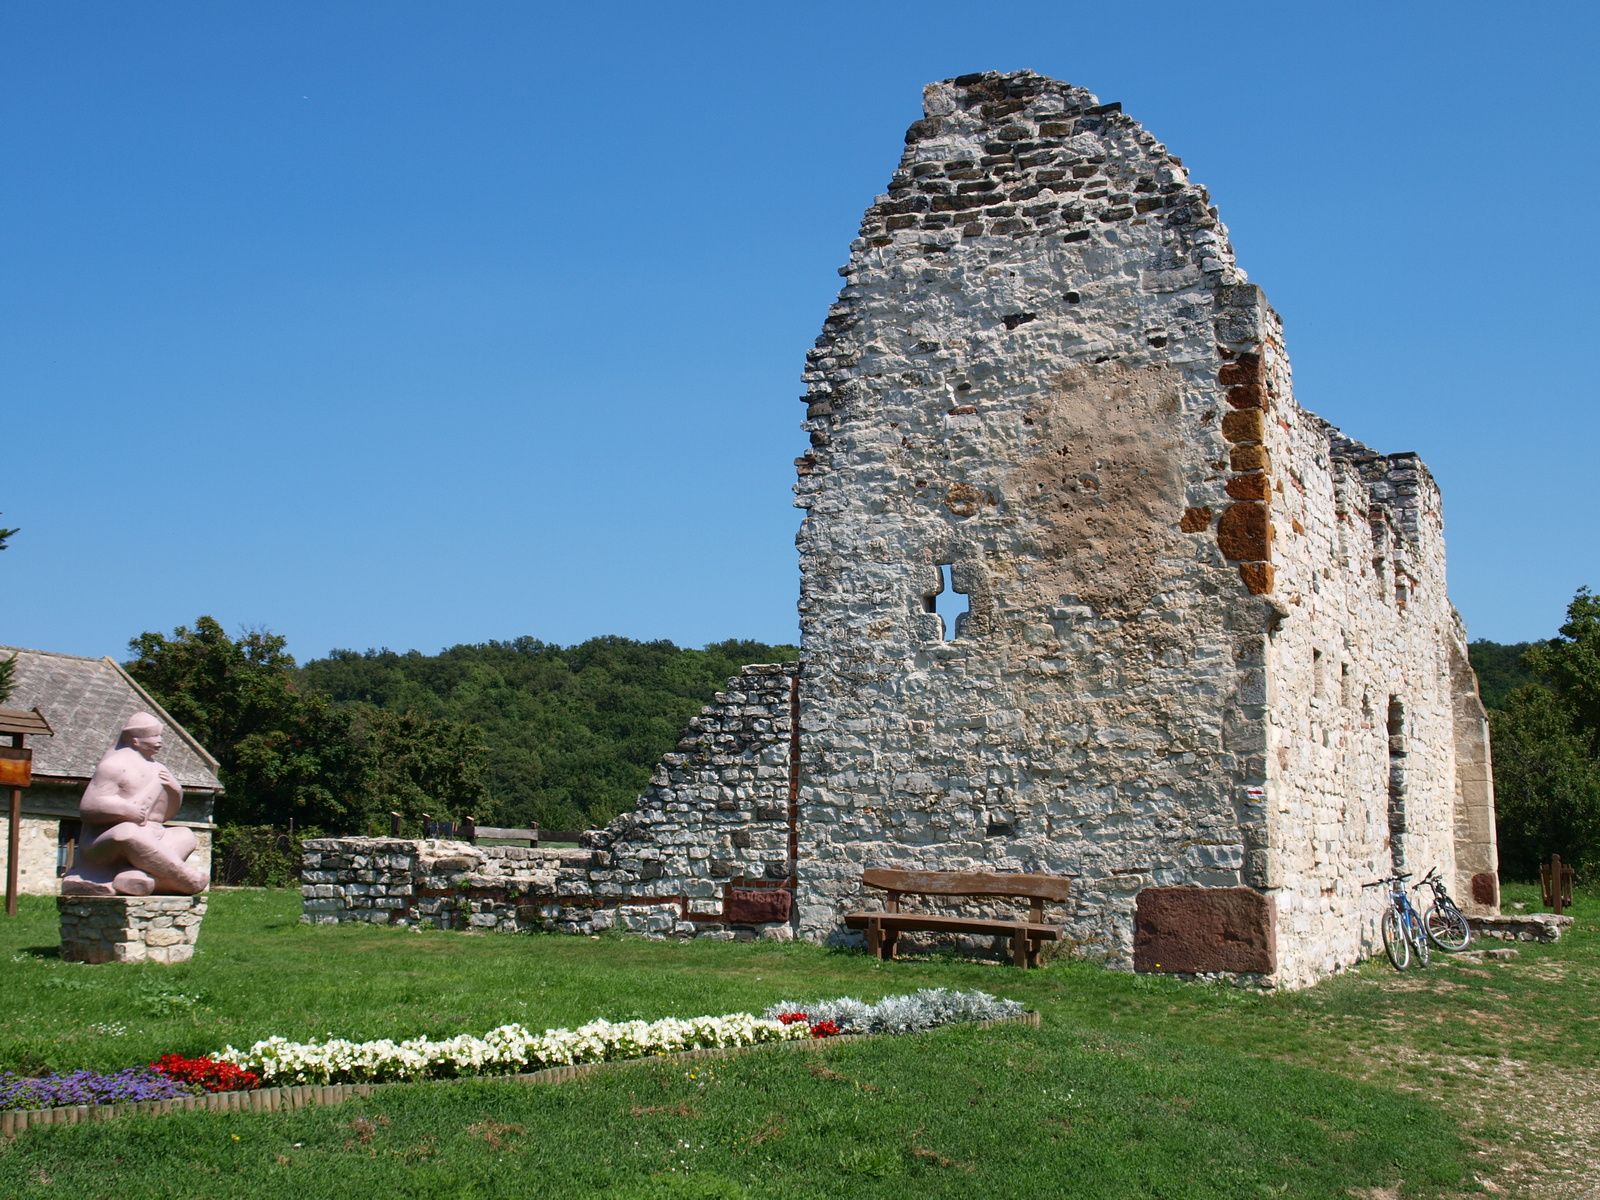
xmin=58 ymin=894 xmax=208 ymax=964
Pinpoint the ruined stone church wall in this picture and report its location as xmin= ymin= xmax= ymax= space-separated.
xmin=578 ymin=71 xmax=1493 ymax=989
xmin=1259 ymin=329 xmax=1486 ymax=985
xmin=788 ymin=72 xmax=1285 ymax=968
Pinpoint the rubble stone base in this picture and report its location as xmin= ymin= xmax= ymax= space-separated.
xmin=1468 ymin=913 xmax=1572 ymax=944
xmin=58 ymin=894 xmax=208 ymax=964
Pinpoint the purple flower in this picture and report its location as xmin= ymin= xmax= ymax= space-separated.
xmin=0 ymin=1068 xmax=198 ymax=1110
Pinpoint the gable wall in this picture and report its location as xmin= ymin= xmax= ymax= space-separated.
xmin=788 ymin=73 xmax=1280 ymax=969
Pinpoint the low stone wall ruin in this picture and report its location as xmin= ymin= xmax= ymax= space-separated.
xmin=301 ymin=661 xmax=804 ymax=941
xmin=298 ymin=837 xmax=794 ymax=941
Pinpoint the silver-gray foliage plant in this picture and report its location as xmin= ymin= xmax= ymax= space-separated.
xmin=762 ymin=988 xmax=1024 ymax=1035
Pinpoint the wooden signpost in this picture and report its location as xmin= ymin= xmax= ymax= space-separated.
xmin=0 ymin=706 xmax=54 ymax=917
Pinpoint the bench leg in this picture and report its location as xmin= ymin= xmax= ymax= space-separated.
xmin=1026 ymin=937 xmax=1041 ymax=969
xmin=866 ymin=917 xmax=882 ymax=960
xmin=1011 ymin=929 xmax=1028 ymax=968
xmin=882 ymin=928 xmax=898 ymax=961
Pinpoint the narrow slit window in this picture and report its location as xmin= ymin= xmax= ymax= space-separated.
xmin=924 ymin=564 xmax=970 ymax=640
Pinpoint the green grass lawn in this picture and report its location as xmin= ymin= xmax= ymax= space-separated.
xmin=0 ymin=885 xmax=1593 ymax=1199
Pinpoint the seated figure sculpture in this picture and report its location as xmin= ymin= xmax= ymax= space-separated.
xmin=61 ymin=713 xmax=208 ymax=896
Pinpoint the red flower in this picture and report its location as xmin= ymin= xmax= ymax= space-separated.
xmin=148 ymin=1054 xmax=260 ymax=1093
xmin=775 ymin=1012 xmax=809 ymax=1026
xmin=809 ymin=1020 xmax=840 ymax=1038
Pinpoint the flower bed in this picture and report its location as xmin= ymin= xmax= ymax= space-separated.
xmin=215 ymin=989 xmax=1023 ymax=1088
xmin=0 ymin=990 xmax=1026 ymax=1110
xmin=217 ymin=1012 xmax=812 ymax=1086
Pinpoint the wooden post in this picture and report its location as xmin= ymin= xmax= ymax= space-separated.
xmin=5 ymin=732 xmax=22 ymax=921
xmin=463 ymin=816 xmax=477 ymax=845
xmin=6 ymin=788 xmax=18 ymax=916
xmin=6 ymin=733 xmax=22 ymax=917
xmin=389 ymin=811 xmax=402 ymax=838
xmin=1543 ymin=853 xmax=1567 ymax=915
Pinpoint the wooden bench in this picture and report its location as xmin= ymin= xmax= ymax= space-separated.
xmin=843 ymin=868 xmax=1071 ymax=968
xmin=415 ymin=815 xmax=543 ymax=847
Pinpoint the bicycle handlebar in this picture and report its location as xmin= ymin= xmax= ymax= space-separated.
xmin=1362 ymin=873 xmax=1413 ymax=888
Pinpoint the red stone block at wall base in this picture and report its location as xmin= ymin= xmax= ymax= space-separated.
xmin=1471 ymin=873 xmax=1500 ymax=908
xmin=724 ymin=888 xmax=792 ymax=923
xmin=1133 ymin=886 xmax=1276 ymax=975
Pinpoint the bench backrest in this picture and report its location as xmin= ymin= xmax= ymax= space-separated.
xmin=861 ymin=868 xmax=1072 ymax=903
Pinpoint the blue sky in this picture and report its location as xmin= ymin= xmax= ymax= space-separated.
xmin=3 ymin=1 xmax=1596 ymax=661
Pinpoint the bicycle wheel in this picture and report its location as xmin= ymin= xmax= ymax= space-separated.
xmin=1381 ymin=907 xmax=1410 ymax=970
xmin=1405 ymin=906 xmax=1431 ymax=967
xmin=1426 ymin=902 xmax=1472 ymax=951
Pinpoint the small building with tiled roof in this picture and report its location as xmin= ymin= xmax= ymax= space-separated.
xmin=0 ymin=646 xmax=222 ymax=894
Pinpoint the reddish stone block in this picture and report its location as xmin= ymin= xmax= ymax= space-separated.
xmin=1225 ymin=473 xmax=1270 ymax=501
xmin=1229 ymin=444 xmax=1270 ymax=472
xmin=1179 ymin=507 xmax=1212 ymax=532
xmin=1471 ymin=873 xmax=1499 ymax=907
xmin=1134 ymin=886 xmax=1276 ymax=974
xmin=1218 ymin=356 xmax=1260 ymax=386
xmin=1226 ymin=383 xmax=1266 ymax=409
xmin=1239 ymin=562 xmax=1275 ymax=594
xmin=724 ymin=888 xmax=792 ymax=923
xmin=1217 ymin=502 xmax=1271 ymax=562
xmin=1221 ymin=408 xmax=1264 ymax=444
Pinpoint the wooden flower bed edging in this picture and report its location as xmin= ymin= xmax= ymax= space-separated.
xmin=0 ymin=1011 xmax=1039 ymax=1138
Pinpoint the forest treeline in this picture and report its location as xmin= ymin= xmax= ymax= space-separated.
xmin=125 ymin=617 xmax=795 ymax=836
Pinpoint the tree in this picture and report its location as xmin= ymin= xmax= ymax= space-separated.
xmin=298 ymin=634 xmax=798 ymax=830
xmin=1523 ymin=588 xmax=1600 ymax=755
xmin=1468 ymin=639 xmax=1539 ymax=710
xmin=343 ymin=706 xmax=489 ymax=831
xmin=125 ymin=618 xmax=353 ymax=827
xmin=1490 ymin=683 xmax=1600 ymax=879
xmin=1489 ymin=587 xmax=1600 ymax=876
xmin=0 ymin=514 xmax=16 ymax=552
xmin=0 ymin=654 xmax=15 ymax=706
xmin=125 ymin=617 xmax=489 ymax=833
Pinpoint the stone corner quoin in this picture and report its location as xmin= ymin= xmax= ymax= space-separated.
xmin=303 ymin=72 xmax=1498 ymax=992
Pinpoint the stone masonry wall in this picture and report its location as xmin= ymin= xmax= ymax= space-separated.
xmin=1255 ymin=338 xmax=1490 ymax=986
xmin=300 ymin=838 xmax=689 ymax=936
xmin=779 ymin=70 xmax=1492 ymax=987
xmin=789 ymin=71 xmax=1299 ymax=973
xmin=594 ymin=662 xmax=798 ymax=915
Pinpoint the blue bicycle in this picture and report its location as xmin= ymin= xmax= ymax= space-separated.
xmin=1364 ymin=872 xmax=1430 ymax=970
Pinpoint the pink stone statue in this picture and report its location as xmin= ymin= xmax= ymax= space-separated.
xmin=61 ymin=713 xmax=207 ymax=896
